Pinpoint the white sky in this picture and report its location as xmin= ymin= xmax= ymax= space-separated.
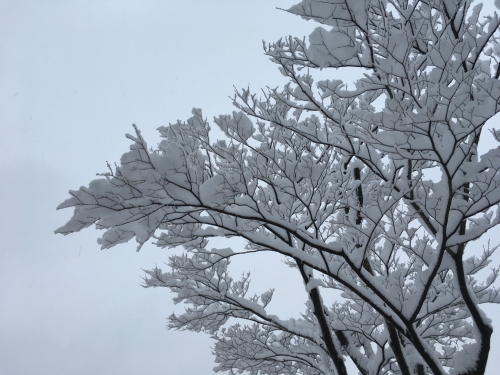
xmin=1 ymin=1 xmax=499 ymax=374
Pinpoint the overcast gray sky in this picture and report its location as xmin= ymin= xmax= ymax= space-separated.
xmin=1 ymin=1 xmax=500 ymax=374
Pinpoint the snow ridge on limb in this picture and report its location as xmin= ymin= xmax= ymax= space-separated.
xmin=57 ymin=1 xmax=500 ymax=374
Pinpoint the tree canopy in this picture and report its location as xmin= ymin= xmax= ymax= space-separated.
xmin=56 ymin=0 xmax=500 ymax=374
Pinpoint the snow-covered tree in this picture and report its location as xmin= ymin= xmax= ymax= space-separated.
xmin=56 ymin=0 xmax=500 ymax=374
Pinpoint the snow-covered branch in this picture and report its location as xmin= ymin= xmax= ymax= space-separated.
xmin=57 ymin=1 xmax=500 ymax=374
